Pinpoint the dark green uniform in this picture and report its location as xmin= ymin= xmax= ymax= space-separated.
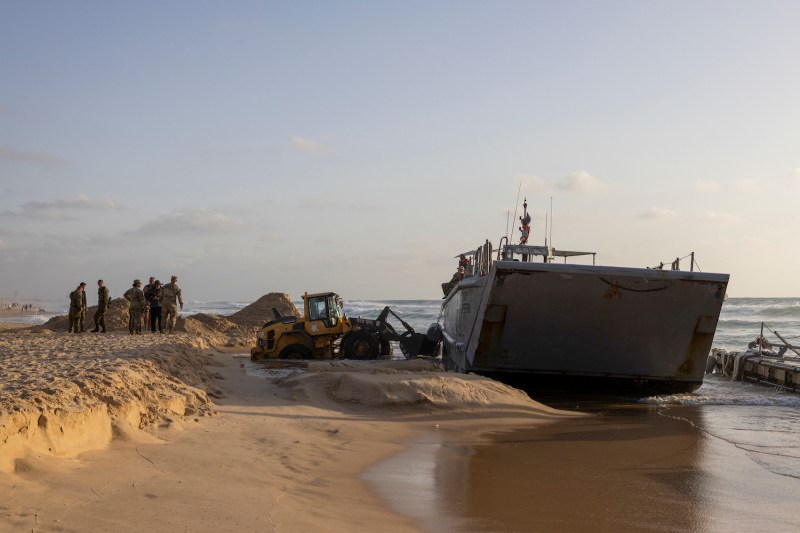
xmin=123 ymin=287 xmax=146 ymax=334
xmin=93 ymin=285 xmax=111 ymax=332
xmin=68 ymin=290 xmax=83 ymax=333
xmin=160 ymin=282 xmax=183 ymax=333
xmin=78 ymin=291 xmax=87 ymax=332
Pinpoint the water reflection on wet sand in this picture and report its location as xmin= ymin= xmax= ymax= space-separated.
xmin=364 ymin=402 xmax=800 ymax=532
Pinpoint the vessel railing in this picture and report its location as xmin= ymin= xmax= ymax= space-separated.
xmin=752 ymin=322 xmax=800 ymax=357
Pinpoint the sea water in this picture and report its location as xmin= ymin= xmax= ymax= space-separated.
xmin=355 ymin=297 xmax=800 ymax=530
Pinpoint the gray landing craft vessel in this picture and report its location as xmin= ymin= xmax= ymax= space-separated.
xmin=439 ymin=241 xmax=729 ymax=396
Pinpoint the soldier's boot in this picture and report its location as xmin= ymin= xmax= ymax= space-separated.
xmin=101 ymin=326 xmax=107 ymax=333
xmin=91 ymin=323 xmax=100 ymax=333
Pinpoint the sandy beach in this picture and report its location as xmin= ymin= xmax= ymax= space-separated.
xmin=4 ymin=292 xmax=800 ymax=532
xmin=0 ymin=316 xmax=571 ymax=531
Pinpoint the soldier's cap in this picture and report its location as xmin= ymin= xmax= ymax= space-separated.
xmin=133 ymin=279 xmax=141 ymax=285
xmin=79 ymin=282 xmax=87 ymax=286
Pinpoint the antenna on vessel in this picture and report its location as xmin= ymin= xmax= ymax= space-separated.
xmin=510 ymin=182 xmax=522 ymax=243
xmin=505 ymin=210 xmax=510 ymax=241
xmin=544 ymin=211 xmax=549 ymax=249
xmin=549 ymin=196 xmax=553 ymax=247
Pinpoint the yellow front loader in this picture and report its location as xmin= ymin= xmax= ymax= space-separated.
xmin=250 ymin=292 xmax=439 ymax=361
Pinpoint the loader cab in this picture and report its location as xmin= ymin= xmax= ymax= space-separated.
xmin=304 ymin=292 xmax=345 ymax=332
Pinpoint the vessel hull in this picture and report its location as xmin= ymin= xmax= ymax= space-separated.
xmin=440 ymin=261 xmax=729 ymax=396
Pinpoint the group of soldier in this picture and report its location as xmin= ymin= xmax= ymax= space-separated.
xmin=68 ymin=276 xmax=184 ymax=335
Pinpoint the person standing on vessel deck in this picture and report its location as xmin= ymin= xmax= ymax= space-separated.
xmin=161 ymin=275 xmax=183 ymax=334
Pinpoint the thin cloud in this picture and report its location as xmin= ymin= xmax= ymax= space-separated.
xmin=130 ymin=209 xmax=246 ymax=235
xmin=0 ymin=146 xmax=65 ymax=168
xmin=694 ymin=180 xmax=720 ymax=193
xmin=736 ymin=178 xmax=763 ymax=194
xmin=700 ymin=210 xmax=741 ymax=225
xmin=22 ymin=195 xmax=119 ymax=211
xmin=638 ymin=206 xmax=679 ymax=220
xmin=296 ymin=198 xmax=340 ymax=210
xmin=290 ymin=136 xmax=329 ymax=155
xmin=1 ymin=195 xmax=120 ymax=220
xmin=790 ymin=168 xmax=800 ymax=183
xmin=260 ymin=232 xmax=283 ymax=243
xmin=519 ymin=171 xmax=605 ymax=195
xmin=296 ymin=198 xmax=381 ymax=211
xmin=558 ymin=171 xmax=605 ymax=193
xmin=518 ymin=174 xmax=551 ymax=194
xmin=0 ymin=207 xmax=76 ymax=221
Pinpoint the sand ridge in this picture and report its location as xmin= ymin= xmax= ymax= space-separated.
xmin=0 ymin=331 xmax=218 ymax=473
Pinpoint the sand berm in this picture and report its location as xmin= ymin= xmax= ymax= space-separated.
xmin=1 ymin=292 xmax=574 ymax=531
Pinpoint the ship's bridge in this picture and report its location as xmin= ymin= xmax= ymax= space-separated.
xmin=456 ymin=241 xmax=596 ymax=278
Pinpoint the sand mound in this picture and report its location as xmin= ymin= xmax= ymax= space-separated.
xmin=285 ymin=360 xmax=558 ymax=414
xmin=0 ymin=332 xmax=217 ymax=473
xmin=34 ymin=297 xmax=135 ymax=332
xmin=33 ymin=292 xmax=300 ymax=342
xmin=182 ymin=313 xmax=253 ymax=347
xmin=227 ymin=292 xmax=301 ymax=330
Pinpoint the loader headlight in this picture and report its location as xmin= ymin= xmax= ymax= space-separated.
xmin=257 ymin=331 xmax=266 ymax=339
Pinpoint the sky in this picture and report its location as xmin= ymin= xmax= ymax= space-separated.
xmin=1 ymin=1 xmax=799 ymax=302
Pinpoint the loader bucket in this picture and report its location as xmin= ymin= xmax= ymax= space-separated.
xmin=398 ymin=332 xmax=440 ymax=359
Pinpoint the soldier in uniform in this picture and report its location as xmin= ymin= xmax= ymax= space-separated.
xmin=160 ymin=275 xmax=183 ymax=334
xmin=91 ymin=279 xmax=111 ymax=333
xmin=123 ymin=279 xmax=147 ymax=335
xmin=143 ymin=276 xmax=155 ymax=331
xmin=78 ymin=282 xmax=88 ymax=332
xmin=145 ymin=280 xmax=163 ymax=333
xmin=68 ymin=283 xmax=85 ymax=333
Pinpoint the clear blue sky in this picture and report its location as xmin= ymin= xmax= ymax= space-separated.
xmin=2 ymin=1 xmax=799 ymax=301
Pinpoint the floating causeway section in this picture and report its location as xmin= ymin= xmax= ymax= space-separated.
xmin=712 ymin=349 xmax=800 ymax=392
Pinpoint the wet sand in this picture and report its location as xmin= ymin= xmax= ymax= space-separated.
xmin=366 ymin=401 xmax=800 ymax=532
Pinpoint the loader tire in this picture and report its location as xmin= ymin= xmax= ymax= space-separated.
xmin=379 ymin=337 xmax=393 ymax=358
xmin=279 ymin=343 xmax=313 ymax=360
xmin=343 ymin=331 xmax=379 ymax=360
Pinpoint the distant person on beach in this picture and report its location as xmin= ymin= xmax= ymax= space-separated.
xmin=160 ymin=275 xmax=183 ymax=334
xmin=68 ymin=284 xmax=85 ymax=333
xmin=143 ymin=277 xmax=155 ymax=331
xmin=78 ymin=282 xmax=88 ymax=332
xmin=123 ymin=280 xmax=146 ymax=335
xmin=91 ymin=279 xmax=111 ymax=333
xmin=146 ymin=280 xmax=163 ymax=333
